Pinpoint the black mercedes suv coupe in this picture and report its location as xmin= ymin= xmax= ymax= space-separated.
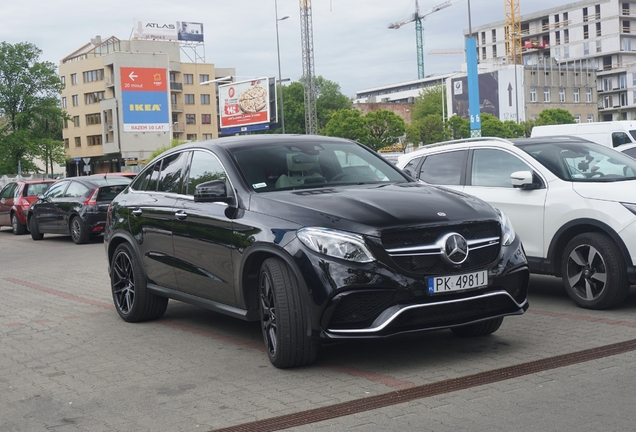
xmin=104 ymin=135 xmax=529 ymax=368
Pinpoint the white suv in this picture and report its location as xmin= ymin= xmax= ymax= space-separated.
xmin=397 ymin=136 xmax=636 ymax=310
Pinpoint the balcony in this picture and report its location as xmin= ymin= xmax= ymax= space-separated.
xmin=105 ymin=75 xmax=115 ymax=87
xmin=170 ymin=82 xmax=183 ymax=92
xmin=171 ymin=103 xmax=183 ymax=112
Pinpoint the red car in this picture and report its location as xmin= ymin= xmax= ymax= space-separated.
xmin=0 ymin=180 xmax=56 ymax=235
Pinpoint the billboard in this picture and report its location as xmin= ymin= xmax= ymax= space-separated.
xmin=120 ymin=67 xmax=170 ymax=132
xmin=219 ymin=78 xmax=272 ymax=129
xmin=133 ymin=20 xmax=204 ymax=42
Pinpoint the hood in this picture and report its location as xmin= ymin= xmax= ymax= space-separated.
xmin=573 ymin=180 xmax=636 ymax=203
xmin=249 ymin=182 xmax=499 ymax=236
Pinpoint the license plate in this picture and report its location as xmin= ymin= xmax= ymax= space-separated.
xmin=428 ymin=270 xmax=488 ymax=294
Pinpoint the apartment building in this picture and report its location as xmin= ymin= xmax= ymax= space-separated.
xmin=59 ymin=36 xmax=234 ymax=175
xmin=471 ymin=0 xmax=636 ymax=121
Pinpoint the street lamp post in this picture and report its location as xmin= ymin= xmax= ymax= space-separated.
xmin=275 ymin=0 xmax=289 ymax=134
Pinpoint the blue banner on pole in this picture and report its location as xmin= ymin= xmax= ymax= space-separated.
xmin=465 ymin=38 xmax=481 ymax=135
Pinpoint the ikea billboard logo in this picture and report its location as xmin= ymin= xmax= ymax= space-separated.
xmin=129 ymin=104 xmax=162 ymax=111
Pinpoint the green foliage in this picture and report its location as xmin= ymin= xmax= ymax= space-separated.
xmin=323 ymin=109 xmax=368 ymax=142
xmin=406 ymin=114 xmax=446 ymax=145
xmin=0 ymin=41 xmax=65 ymax=175
xmin=149 ymin=139 xmax=185 ymax=160
xmin=362 ymin=109 xmax=406 ymax=151
xmin=274 ymin=82 xmax=306 ymax=134
xmin=447 ymin=115 xmax=470 ymax=139
xmin=412 ymin=85 xmax=445 ymax=121
xmin=535 ymin=108 xmax=576 ymax=126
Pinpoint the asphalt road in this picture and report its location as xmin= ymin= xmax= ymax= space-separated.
xmin=1 ymin=228 xmax=635 ymax=431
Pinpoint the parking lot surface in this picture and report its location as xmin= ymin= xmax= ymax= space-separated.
xmin=2 ymin=228 xmax=636 ymax=431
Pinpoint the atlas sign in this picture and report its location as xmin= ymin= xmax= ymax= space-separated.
xmin=120 ymin=67 xmax=170 ymax=132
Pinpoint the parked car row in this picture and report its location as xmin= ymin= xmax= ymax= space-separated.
xmin=397 ymin=135 xmax=636 ymax=311
xmin=0 ymin=180 xmax=56 ymax=234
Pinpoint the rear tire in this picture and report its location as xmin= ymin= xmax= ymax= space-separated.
xmin=259 ymin=257 xmax=317 ymax=368
xmin=11 ymin=213 xmax=26 ymax=235
xmin=29 ymin=216 xmax=43 ymax=240
xmin=561 ymin=233 xmax=629 ymax=310
xmin=70 ymin=216 xmax=90 ymax=244
xmin=111 ymin=243 xmax=168 ymax=322
xmin=451 ymin=317 xmax=504 ymax=337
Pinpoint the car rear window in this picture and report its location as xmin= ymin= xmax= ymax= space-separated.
xmin=97 ymin=185 xmax=128 ymax=202
xmin=24 ymin=183 xmax=53 ymax=197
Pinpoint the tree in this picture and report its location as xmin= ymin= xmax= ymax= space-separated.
xmin=502 ymin=120 xmax=525 ymax=138
xmin=411 ymin=85 xmax=445 ymax=121
xmin=535 ymin=108 xmax=576 ymax=125
xmin=324 ymin=109 xmax=368 ymax=142
xmin=480 ymin=113 xmax=511 ymax=138
xmin=447 ymin=115 xmax=470 ymax=139
xmin=362 ymin=109 xmax=406 ymax=151
xmin=406 ymin=114 xmax=446 ymax=146
xmin=0 ymin=42 xmax=65 ymax=175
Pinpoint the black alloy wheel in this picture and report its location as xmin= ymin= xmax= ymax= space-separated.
xmin=259 ymin=258 xmax=317 ymax=368
xmin=12 ymin=213 xmax=26 ymax=235
xmin=562 ymin=233 xmax=630 ymax=310
xmin=111 ymin=243 xmax=168 ymax=322
xmin=70 ymin=216 xmax=89 ymax=244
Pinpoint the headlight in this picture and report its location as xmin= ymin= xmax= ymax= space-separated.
xmin=497 ymin=209 xmax=516 ymax=247
xmin=297 ymin=227 xmax=375 ymax=263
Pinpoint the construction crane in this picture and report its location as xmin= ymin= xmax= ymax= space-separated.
xmin=300 ymin=0 xmax=317 ymax=135
xmin=505 ymin=0 xmax=522 ymax=65
xmin=388 ymin=0 xmax=463 ymax=79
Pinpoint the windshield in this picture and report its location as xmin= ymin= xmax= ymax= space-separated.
xmin=521 ymin=141 xmax=636 ymax=182
xmin=229 ymin=140 xmax=408 ymax=192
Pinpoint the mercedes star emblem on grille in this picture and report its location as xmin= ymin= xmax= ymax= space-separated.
xmin=441 ymin=233 xmax=469 ymax=265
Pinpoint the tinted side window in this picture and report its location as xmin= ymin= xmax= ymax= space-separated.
xmin=185 ymin=151 xmax=227 ymax=195
xmin=419 ymin=151 xmax=466 ymax=185
xmin=1 ymin=183 xmax=17 ymax=199
xmin=64 ymin=181 xmax=91 ymax=197
xmin=471 ymin=149 xmax=532 ymax=188
xmin=612 ymin=132 xmax=631 ymax=147
xmin=403 ymin=157 xmax=422 ymax=177
xmin=158 ymin=152 xmax=188 ymax=194
xmin=145 ymin=163 xmax=162 ymax=192
xmin=131 ymin=166 xmax=152 ymax=191
xmin=622 ymin=148 xmax=636 ymax=160
xmin=45 ymin=182 xmax=69 ymax=199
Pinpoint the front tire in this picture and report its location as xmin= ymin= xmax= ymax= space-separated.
xmin=70 ymin=216 xmax=90 ymax=244
xmin=259 ymin=258 xmax=317 ymax=368
xmin=29 ymin=216 xmax=43 ymax=240
xmin=561 ymin=233 xmax=629 ymax=310
xmin=111 ymin=243 xmax=168 ymax=322
xmin=451 ymin=317 xmax=504 ymax=337
xmin=11 ymin=213 xmax=26 ymax=235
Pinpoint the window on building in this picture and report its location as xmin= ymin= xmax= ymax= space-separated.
xmin=85 ymin=113 xmax=101 ymax=125
xmin=564 ymin=29 xmax=569 ymax=43
xmin=71 ymin=73 xmax=77 ymax=85
xmin=72 ymin=95 xmax=79 ymax=106
xmin=584 ymin=42 xmax=589 ymax=55
xmin=63 ymin=139 xmax=69 ymax=149
xmin=530 ymin=87 xmax=537 ymax=102
xmin=481 ymin=47 xmax=486 ymax=59
xmin=621 ymin=92 xmax=628 ymax=106
xmin=202 ymin=134 xmax=213 ymax=140
xmin=63 ymin=118 xmax=68 ymax=129
xmin=186 ymin=134 xmax=197 ymax=141
xmin=199 ymin=74 xmax=209 ymax=83
xmin=554 ymin=14 xmax=560 ymax=26
xmin=559 ymin=88 xmax=565 ymax=102
xmin=183 ymin=74 xmax=193 ymax=84
xmin=74 ymin=137 xmax=81 ymax=147
xmin=596 ymin=23 xmax=601 ymax=37
xmin=583 ymin=7 xmax=588 ymax=22
xmin=62 ymin=97 xmax=67 ymax=109
xmin=481 ymin=31 xmax=486 ymax=45
xmin=200 ymin=94 xmax=210 ymax=104
xmin=186 ymin=114 xmax=196 ymax=124
xmin=543 ymin=87 xmax=551 ymax=102
xmin=491 ymin=29 xmax=496 ymax=43
xmin=87 ymin=135 xmax=102 ymax=146
xmin=624 ymin=20 xmax=631 ymax=34
xmin=83 ymin=69 xmax=104 ymax=83
xmin=586 ymin=88 xmax=592 ymax=102
xmin=595 ymin=4 xmax=600 ymax=19
xmin=184 ymin=94 xmax=195 ymax=104
xmin=623 ymin=38 xmax=633 ymax=51
xmin=492 ymin=45 xmax=497 ymax=57
xmin=596 ymin=39 xmax=602 ymax=53
xmin=573 ymin=88 xmax=580 ymax=102
xmin=563 ymin=12 xmax=568 ymax=23
xmin=574 ymin=114 xmax=581 ymax=123
xmin=564 ymin=46 xmax=570 ymax=58
xmin=60 ymin=76 xmax=65 ymax=85
xmin=73 ymin=116 xmax=80 ymax=127
xmin=84 ymin=91 xmax=105 ymax=104
xmin=620 ymin=75 xmax=627 ymax=89
xmin=201 ymin=114 xmax=211 ymax=124
xmin=603 ymin=78 xmax=612 ymax=91
xmin=603 ymin=96 xmax=610 ymax=108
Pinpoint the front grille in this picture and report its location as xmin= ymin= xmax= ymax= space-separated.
xmin=381 ymin=221 xmax=501 ymax=275
xmin=492 ymin=270 xmax=529 ymax=303
xmin=330 ymin=291 xmax=398 ymax=326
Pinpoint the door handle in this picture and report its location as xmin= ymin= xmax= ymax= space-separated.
xmin=131 ymin=209 xmax=142 ymax=216
xmin=175 ymin=210 xmax=187 ymax=220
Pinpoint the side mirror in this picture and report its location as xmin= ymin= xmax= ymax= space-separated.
xmin=193 ymin=180 xmax=232 ymax=203
xmin=37 ymin=194 xmax=46 ymax=201
xmin=510 ymin=171 xmax=537 ymax=190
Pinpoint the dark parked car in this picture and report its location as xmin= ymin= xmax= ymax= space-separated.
xmin=28 ymin=174 xmax=132 ymax=244
xmin=105 ymin=135 xmax=529 ymax=368
xmin=0 ymin=180 xmax=55 ymax=234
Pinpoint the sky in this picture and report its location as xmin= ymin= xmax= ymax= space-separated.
xmin=1 ymin=0 xmax=564 ymax=98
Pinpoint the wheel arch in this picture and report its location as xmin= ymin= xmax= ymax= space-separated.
xmin=548 ymin=218 xmax=631 ymax=278
xmin=107 ymin=231 xmax=141 ymax=271
xmin=238 ymin=245 xmax=309 ymax=321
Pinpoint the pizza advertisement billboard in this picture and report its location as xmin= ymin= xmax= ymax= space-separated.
xmin=219 ymin=78 xmax=271 ymax=129
xmin=120 ymin=67 xmax=170 ymax=132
